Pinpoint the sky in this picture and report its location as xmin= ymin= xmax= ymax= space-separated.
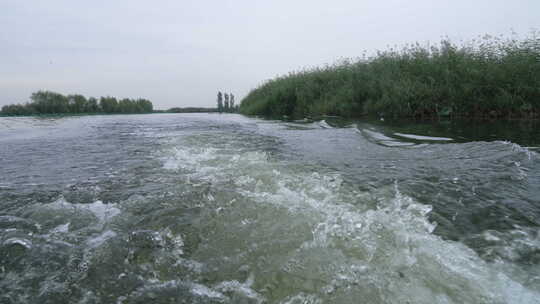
xmin=1 ymin=0 xmax=539 ymax=109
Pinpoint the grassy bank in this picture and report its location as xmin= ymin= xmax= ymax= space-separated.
xmin=240 ymin=35 xmax=540 ymax=119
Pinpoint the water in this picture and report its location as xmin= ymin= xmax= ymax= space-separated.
xmin=0 ymin=114 xmax=539 ymax=303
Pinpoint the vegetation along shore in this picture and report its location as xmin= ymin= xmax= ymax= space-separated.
xmin=239 ymin=35 xmax=540 ymax=120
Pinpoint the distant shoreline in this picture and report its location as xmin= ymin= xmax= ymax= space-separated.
xmin=0 ymin=112 xmax=155 ymax=118
xmin=162 ymin=107 xmax=218 ymax=113
xmin=1 ymin=91 xmax=154 ymax=116
xmin=2 ymin=112 xmax=538 ymax=122
xmin=0 ymin=111 xmax=228 ymax=118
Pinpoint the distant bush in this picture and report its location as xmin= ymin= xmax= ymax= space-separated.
xmin=1 ymin=91 xmax=153 ymax=116
xmin=240 ymin=34 xmax=540 ymax=119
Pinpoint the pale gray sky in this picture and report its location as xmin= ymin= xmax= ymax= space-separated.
xmin=1 ymin=0 xmax=539 ymax=109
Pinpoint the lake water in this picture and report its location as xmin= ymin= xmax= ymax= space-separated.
xmin=0 ymin=113 xmax=539 ymax=303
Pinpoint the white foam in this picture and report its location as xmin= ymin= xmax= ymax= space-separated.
xmin=50 ymin=222 xmax=70 ymax=234
xmin=86 ymin=230 xmax=117 ymax=248
xmin=214 ymin=277 xmax=263 ymax=303
xmin=358 ymin=129 xmax=419 ymax=147
xmin=47 ymin=197 xmax=120 ymax=222
xmin=160 ymin=135 xmax=540 ymax=303
xmin=162 ymin=227 xmax=184 ymax=256
xmin=3 ymin=237 xmax=33 ymax=249
xmin=190 ymin=283 xmax=226 ymax=299
xmin=318 ymin=120 xmax=333 ymax=129
xmin=379 ymin=140 xmax=416 ymax=147
xmin=502 ymin=140 xmax=538 ymax=161
xmin=280 ymin=293 xmax=323 ymax=304
xmin=83 ymin=200 xmax=121 ymax=222
xmin=394 ymin=132 xmax=453 ymax=141
xmin=359 ymin=128 xmax=394 ymax=141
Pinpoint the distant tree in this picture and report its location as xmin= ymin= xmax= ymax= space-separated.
xmin=99 ymin=96 xmax=118 ymax=113
xmin=67 ymin=94 xmax=87 ymax=113
xmin=31 ymin=91 xmax=69 ymax=114
xmin=118 ymin=98 xmax=132 ymax=113
xmin=217 ymin=92 xmax=224 ymax=113
xmin=224 ymin=93 xmax=230 ymax=112
xmin=230 ymin=93 xmax=235 ymax=112
xmin=135 ymin=98 xmax=153 ymax=113
xmin=85 ymin=97 xmax=99 ymax=113
xmin=113 ymin=98 xmax=153 ymax=113
xmin=1 ymin=103 xmax=34 ymax=115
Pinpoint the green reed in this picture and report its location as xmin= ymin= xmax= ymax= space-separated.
xmin=240 ymin=34 xmax=540 ymax=119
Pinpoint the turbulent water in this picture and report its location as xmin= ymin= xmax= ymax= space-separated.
xmin=0 ymin=114 xmax=539 ymax=304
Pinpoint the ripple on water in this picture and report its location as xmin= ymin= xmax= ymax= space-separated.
xmin=1 ymin=115 xmax=539 ymax=303
xmin=159 ymin=135 xmax=540 ymax=303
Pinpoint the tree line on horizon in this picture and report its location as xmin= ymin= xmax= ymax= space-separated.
xmin=216 ymin=91 xmax=239 ymax=113
xmin=1 ymin=91 xmax=153 ymax=116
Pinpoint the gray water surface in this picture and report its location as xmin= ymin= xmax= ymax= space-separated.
xmin=0 ymin=114 xmax=539 ymax=303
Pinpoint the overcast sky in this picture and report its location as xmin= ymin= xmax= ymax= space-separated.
xmin=1 ymin=0 xmax=539 ymax=109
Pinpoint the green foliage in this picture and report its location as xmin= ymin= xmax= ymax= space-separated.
xmin=224 ymin=93 xmax=230 ymax=112
xmin=230 ymin=94 xmax=235 ymax=109
xmin=99 ymin=96 xmax=118 ymax=113
xmin=1 ymin=91 xmax=153 ymax=116
xmin=217 ymin=92 xmax=224 ymax=113
xmin=216 ymin=91 xmax=239 ymax=113
xmin=1 ymin=103 xmax=35 ymax=116
xmin=85 ymin=97 xmax=100 ymax=113
xmin=31 ymin=91 xmax=69 ymax=114
xmin=240 ymin=34 xmax=540 ymax=119
xmin=67 ymin=94 xmax=87 ymax=113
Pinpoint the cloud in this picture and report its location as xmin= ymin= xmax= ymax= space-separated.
xmin=1 ymin=0 xmax=539 ymax=109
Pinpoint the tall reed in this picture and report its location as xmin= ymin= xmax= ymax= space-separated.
xmin=240 ymin=34 xmax=540 ymax=119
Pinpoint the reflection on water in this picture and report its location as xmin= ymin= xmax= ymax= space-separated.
xmin=0 ymin=114 xmax=539 ymax=303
